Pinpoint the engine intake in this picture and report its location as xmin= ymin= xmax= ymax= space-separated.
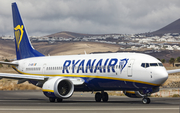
xmin=42 ymin=77 xmax=74 ymax=99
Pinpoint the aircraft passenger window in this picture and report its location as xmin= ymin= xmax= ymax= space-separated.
xmin=141 ymin=63 xmax=145 ymax=68
xmin=158 ymin=63 xmax=163 ymax=67
xmin=150 ymin=63 xmax=158 ymax=66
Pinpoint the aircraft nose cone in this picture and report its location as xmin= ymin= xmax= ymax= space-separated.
xmin=156 ymin=69 xmax=168 ymax=85
xmin=161 ymin=71 xmax=168 ymax=84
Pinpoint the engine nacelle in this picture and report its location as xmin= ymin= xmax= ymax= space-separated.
xmin=42 ymin=77 xmax=74 ymax=99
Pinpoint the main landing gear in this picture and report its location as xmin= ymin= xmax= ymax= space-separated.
xmin=95 ymin=92 xmax=109 ymax=102
xmin=49 ymin=98 xmax=63 ymax=102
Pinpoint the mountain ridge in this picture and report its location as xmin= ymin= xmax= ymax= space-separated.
xmin=46 ymin=18 xmax=180 ymax=38
xmin=150 ymin=18 xmax=180 ymax=36
xmin=46 ymin=31 xmax=96 ymax=38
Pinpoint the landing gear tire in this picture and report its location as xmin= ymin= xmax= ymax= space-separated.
xmin=142 ymin=98 xmax=150 ymax=104
xmin=49 ymin=98 xmax=55 ymax=102
xmin=57 ymin=98 xmax=63 ymax=102
xmin=95 ymin=92 xmax=102 ymax=102
xmin=102 ymin=92 xmax=108 ymax=102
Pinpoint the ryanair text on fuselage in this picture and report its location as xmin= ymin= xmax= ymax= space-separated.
xmin=62 ymin=58 xmax=129 ymax=73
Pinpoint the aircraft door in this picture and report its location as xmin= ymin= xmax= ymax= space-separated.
xmin=42 ymin=63 xmax=47 ymax=75
xmin=127 ymin=59 xmax=135 ymax=77
xmin=20 ymin=61 xmax=27 ymax=72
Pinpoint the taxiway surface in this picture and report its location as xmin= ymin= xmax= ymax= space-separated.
xmin=0 ymin=91 xmax=179 ymax=113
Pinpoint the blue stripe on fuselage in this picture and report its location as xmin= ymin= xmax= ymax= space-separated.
xmin=74 ymin=77 xmax=156 ymax=91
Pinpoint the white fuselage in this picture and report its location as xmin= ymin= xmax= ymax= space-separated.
xmin=13 ymin=52 xmax=168 ymax=91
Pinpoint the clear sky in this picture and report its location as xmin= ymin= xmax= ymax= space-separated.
xmin=0 ymin=0 xmax=180 ymax=36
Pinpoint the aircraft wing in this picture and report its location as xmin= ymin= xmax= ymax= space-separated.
xmin=0 ymin=61 xmax=18 ymax=66
xmin=0 ymin=73 xmax=45 ymax=80
xmin=167 ymin=69 xmax=180 ymax=74
xmin=0 ymin=73 xmax=84 ymax=85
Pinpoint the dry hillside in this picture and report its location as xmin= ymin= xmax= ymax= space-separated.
xmin=0 ymin=40 xmax=119 ymax=60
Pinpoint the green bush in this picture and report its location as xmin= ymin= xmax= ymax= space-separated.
xmin=172 ymin=94 xmax=180 ymax=97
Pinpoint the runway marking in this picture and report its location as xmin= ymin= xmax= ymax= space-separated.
xmin=0 ymin=108 xmax=178 ymax=111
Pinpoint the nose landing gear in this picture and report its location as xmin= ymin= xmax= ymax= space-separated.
xmin=139 ymin=89 xmax=152 ymax=104
xmin=142 ymin=92 xmax=151 ymax=104
xmin=142 ymin=97 xmax=150 ymax=104
xmin=95 ymin=92 xmax=109 ymax=102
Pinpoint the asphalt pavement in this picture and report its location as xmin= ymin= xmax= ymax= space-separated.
xmin=0 ymin=90 xmax=179 ymax=113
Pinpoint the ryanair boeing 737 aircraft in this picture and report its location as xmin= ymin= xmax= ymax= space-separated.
xmin=0 ymin=2 xmax=179 ymax=104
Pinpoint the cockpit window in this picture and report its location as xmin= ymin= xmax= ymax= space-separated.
xmin=141 ymin=63 xmax=149 ymax=68
xmin=158 ymin=63 xmax=163 ymax=67
xmin=141 ymin=63 xmax=145 ymax=68
xmin=146 ymin=63 xmax=149 ymax=68
xmin=150 ymin=63 xmax=158 ymax=66
xmin=141 ymin=63 xmax=163 ymax=68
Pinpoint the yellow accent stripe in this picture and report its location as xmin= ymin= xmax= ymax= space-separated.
xmin=42 ymin=89 xmax=54 ymax=92
xmin=12 ymin=66 xmax=160 ymax=86
xmin=126 ymin=91 xmax=135 ymax=94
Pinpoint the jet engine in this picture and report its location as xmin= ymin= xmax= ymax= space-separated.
xmin=42 ymin=77 xmax=74 ymax=99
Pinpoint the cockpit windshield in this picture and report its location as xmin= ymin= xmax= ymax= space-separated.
xmin=158 ymin=63 xmax=163 ymax=66
xmin=141 ymin=63 xmax=163 ymax=68
xmin=150 ymin=63 xmax=158 ymax=66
